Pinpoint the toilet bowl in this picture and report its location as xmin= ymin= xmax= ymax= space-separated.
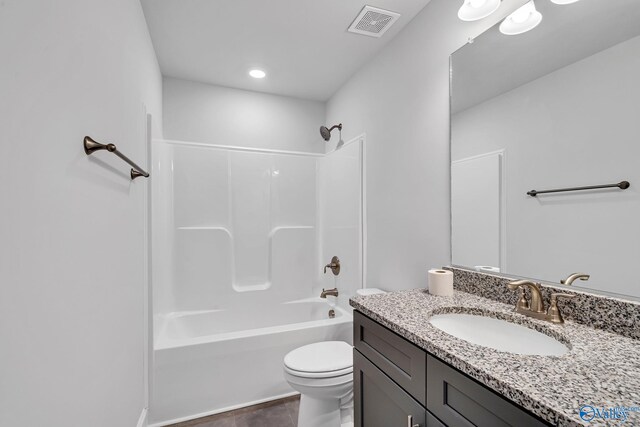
xmin=284 ymin=341 xmax=353 ymax=427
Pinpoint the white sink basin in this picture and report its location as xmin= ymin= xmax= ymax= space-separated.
xmin=429 ymin=313 xmax=569 ymax=356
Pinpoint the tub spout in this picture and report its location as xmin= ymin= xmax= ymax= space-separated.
xmin=320 ymin=288 xmax=339 ymax=298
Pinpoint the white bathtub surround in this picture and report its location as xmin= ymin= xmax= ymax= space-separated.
xmin=150 ymin=137 xmax=364 ymax=425
xmin=151 ymin=139 xmax=364 ymax=315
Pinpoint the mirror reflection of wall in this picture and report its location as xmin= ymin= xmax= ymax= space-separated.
xmin=451 ymin=151 xmax=503 ymax=274
xmin=451 ymin=0 xmax=640 ymax=298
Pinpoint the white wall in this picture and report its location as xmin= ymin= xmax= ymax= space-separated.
xmin=0 ymin=1 xmax=162 ymax=426
xmin=325 ymin=0 xmax=529 ymax=291
xmin=163 ymin=78 xmax=326 ymax=153
xmin=452 ymin=35 xmax=640 ymax=297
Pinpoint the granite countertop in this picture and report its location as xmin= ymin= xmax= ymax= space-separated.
xmin=350 ymin=289 xmax=640 ymax=427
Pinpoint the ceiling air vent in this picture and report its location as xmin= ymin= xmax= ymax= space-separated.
xmin=348 ymin=5 xmax=400 ymax=38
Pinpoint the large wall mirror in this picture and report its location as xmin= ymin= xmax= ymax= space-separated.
xmin=450 ymin=0 xmax=640 ymax=298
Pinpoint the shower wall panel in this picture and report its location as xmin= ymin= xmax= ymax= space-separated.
xmin=229 ymin=151 xmax=272 ymax=291
xmin=153 ymin=142 xmax=319 ymax=314
xmin=318 ymin=138 xmax=364 ymax=308
xmin=173 ymin=146 xmax=229 ymax=227
xmin=174 ymin=228 xmax=233 ymax=310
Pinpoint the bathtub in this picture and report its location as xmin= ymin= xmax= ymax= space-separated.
xmin=150 ymin=298 xmax=353 ymax=426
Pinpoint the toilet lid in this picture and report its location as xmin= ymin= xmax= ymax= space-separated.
xmin=284 ymin=341 xmax=352 ymax=373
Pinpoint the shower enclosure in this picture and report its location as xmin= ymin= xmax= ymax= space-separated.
xmin=149 ymin=137 xmax=364 ymax=425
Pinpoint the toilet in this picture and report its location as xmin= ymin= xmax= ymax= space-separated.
xmin=284 ymin=341 xmax=353 ymax=427
xmin=283 ymin=288 xmax=386 ymax=427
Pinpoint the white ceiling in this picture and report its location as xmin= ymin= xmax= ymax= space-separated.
xmin=140 ymin=0 xmax=431 ymax=101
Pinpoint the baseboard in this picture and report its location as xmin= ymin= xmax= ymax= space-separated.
xmin=136 ymin=408 xmax=148 ymax=427
xmin=149 ymin=392 xmax=299 ymax=427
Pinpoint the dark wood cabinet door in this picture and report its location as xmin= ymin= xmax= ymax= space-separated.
xmin=355 ymin=349 xmax=427 ymax=427
xmin=354 ymin=311 xmax=427 ymax=404
xmin=426 ymin=355 xmax=550 ymax=427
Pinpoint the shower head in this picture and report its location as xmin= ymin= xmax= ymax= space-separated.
xmin=319 ymin=123 xmax=342 ymax=141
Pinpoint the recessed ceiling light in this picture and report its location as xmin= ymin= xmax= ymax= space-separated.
xmin=249 ymin=69 xmax=266 ymax=79
xmin=458 ymin=0 xmax=501 ymax=22
xmin=550 ymin=0 xmax=580 ymax=4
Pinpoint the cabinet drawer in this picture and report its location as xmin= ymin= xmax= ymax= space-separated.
xmin=426 ymin=355 xmax=550 ymax=427
xmin=354 ymin=349 xmax=427 ymax=427
xmin=354 ymin=311 xmax=426 ymax=404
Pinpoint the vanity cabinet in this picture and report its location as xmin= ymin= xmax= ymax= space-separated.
xmin=426 ymin=356 xmax=547 ymax=427
xmin=354 ymin=350 xmax=429 ymax=427
xmin=354 ymin=307 xmax=426 ymax=402
xmin=353 ymin=311 xmax=550 ymax=427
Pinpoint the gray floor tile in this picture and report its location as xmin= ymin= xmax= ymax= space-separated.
xmin=233 ymin=398 xmax=287 ymax=416
xmin=285 ymin=400 xmax=300 ymax=426
xmin=234 ymin=403 xmax=294 ymax=427
xmin=168 ymin=396 xmax=299 ymax=427
xmin=196 ymin=414 xmax=236 ymax=427
xmin=169 ymin=411 xmax=235 ymax=427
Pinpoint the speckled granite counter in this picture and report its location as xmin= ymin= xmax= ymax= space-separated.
xmin=350 ymin=289 xmax=640 ymax=427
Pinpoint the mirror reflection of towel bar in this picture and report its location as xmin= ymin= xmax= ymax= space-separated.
xmin=83 ymin=136 xmax=149 ymax=180
xmin=527 ymin=181 xmax=629 ymax=197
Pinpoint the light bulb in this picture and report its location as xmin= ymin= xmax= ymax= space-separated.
xmin=499 ymin=0 xmax=542 ymax=35
xmin=510 ymin=2 xmax=534 ymax=23
xmin=458 ymin=0 xmax=501 ymax=21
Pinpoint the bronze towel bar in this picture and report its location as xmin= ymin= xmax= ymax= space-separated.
xmin=527 ymin=181 xmax=629 ymax=197
xmin=83 ymin=136 xmax=149 ymax=180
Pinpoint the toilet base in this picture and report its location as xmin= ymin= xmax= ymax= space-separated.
xmin=297 ymin=395 xmax=353 ymax=427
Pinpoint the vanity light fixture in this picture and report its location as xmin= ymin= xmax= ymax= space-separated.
xmin=249 ymin=69 xmax=266 ymax=79
xmin=458 ymin=0 xmax=501 ymax=21
xmin=550 ymin=0 xmax=580 ymax=4
xmin=499 ymin=0 xmax=542 ymax=35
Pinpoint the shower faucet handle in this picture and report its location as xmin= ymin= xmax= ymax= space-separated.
xmin=323 ymin=256 xmax=341 ymax=275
